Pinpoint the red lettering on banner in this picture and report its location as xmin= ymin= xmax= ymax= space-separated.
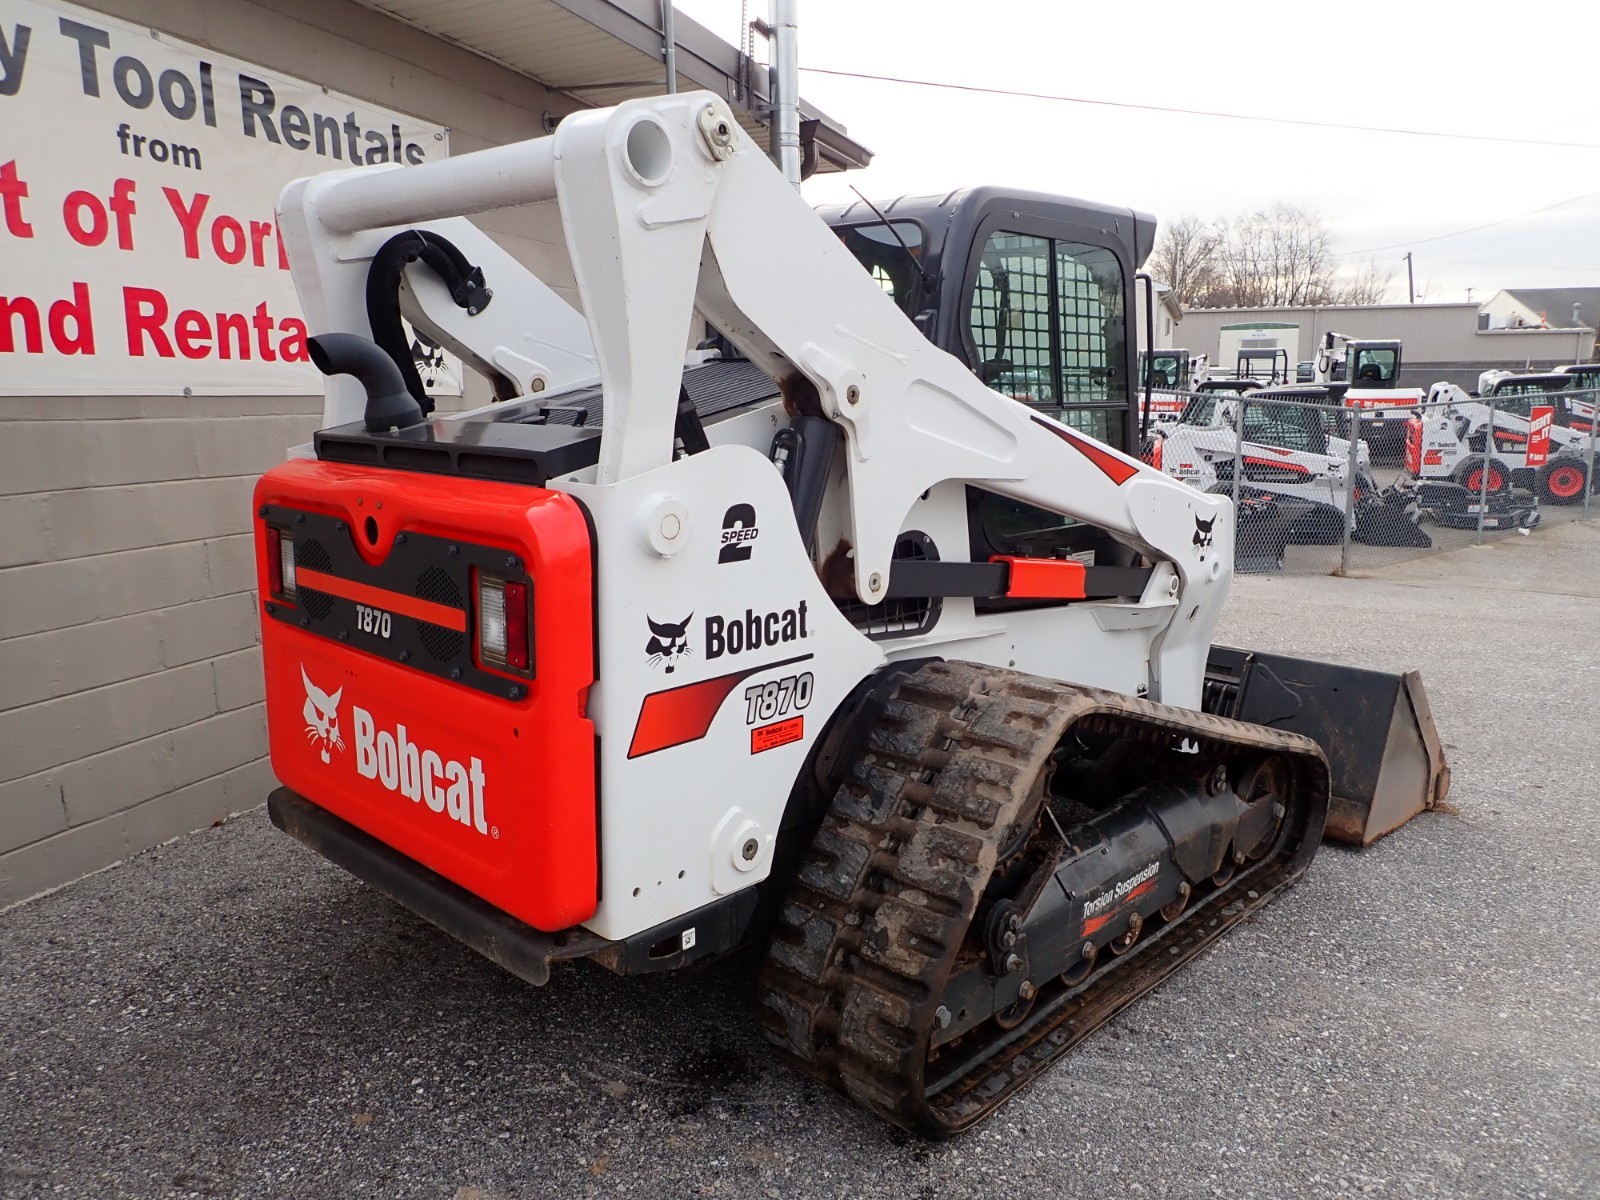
xmin=0 ymin=294 xmax=42 ymax=353
xmin=251 ymin=302 xmax=277 ymax=362
xmin=50 ymin=283 xmax=95 ymax=355
xmin=0 ymin=161 xmax=35 ymax=239
xmin=0 ymin=285 xmax=97 ymax=355
xmin=109 ymin=180 xmax=137 ymax=251
xmin=124 ymin=286 xmax=174 ymax=357
xmin=164 ymin=187 xmax=209 ymax=260
xmin=278 ymin=318 xmax=309 ymax=363
xmin=122 ymin=288 xmax=304 ymax=362
xmin=63 ymin=190 xmax=108 ymax=247
xmin=249 ymin=220 xmax=274 ymax=268
xmin=216 ymin=312 xmax=250 ymax=360
xmin=211 ymin=216 xmax=246 ymax=265
xmin=174 ymin=310 xmax=211 ymax=359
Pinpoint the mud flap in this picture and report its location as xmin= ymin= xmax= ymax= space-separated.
xmin=1203 ymin=647 xmax=1451 ymax=846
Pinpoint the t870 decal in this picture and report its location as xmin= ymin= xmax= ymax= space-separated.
xmin=742 ymin=671 xmax=813 ymax=725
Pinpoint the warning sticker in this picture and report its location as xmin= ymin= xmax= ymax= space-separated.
xmin=751 ymin=715 xmax=804 ymax=754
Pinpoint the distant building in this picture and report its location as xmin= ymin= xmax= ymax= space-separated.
xmin=1137 ymin=282 xmax=1185 ymax=350
xmin=1480 ymin=288 xmax=1600 ymax=332
xmin=1180 ymin=302 xmax=1594 ymax=388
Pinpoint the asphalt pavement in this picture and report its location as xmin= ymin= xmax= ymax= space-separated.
xmin=4 ymin=524 xmax=1599 ymax=1200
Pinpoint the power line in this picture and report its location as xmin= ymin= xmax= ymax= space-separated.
xmin=798 ymin=66 xmax=1600 ymax=151
xmin=1333 ymin=189 xmax=1600 ymax=257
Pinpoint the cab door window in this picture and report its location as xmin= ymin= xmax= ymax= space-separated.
xmin=971 ymin=233 xmax=1056 ymax=404
xmin=968 ymin=231 xmax=1127 ymax=448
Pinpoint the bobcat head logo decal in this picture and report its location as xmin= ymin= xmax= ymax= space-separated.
xmin=1193 ymin=514 xmax=1216 ymax=550
xmin=302 ymin=665 xmax=345 ymax=764
xmin=646 ymin=614 xmax=693 ymax=674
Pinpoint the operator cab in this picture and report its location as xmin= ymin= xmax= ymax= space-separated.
xmin=1140 ymin=348 xmax=1193 ymax=391
xmin=819 ymin=187 xmax=1154 ymax=575
xmin=819 ymin=187 xmax=1152 ymax=457
xmin=1485 ymin=373 xmax=1573 ymax=420
xmin=1236 ymin=347 xmax=1289 ymax=384
xmin=1345 ymin=340 xmax=1402 ymax=388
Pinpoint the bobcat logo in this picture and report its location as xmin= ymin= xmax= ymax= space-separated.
xmin=1193 ymin=514 xmax=1216 ymax=550
xmin=302 ymin=665 xmax=345 ymax=764
xmin=645 ymin=614 xmax=693 ymax=674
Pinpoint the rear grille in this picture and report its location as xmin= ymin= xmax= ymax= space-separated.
xmin=260 ymin=502 xmax=533 ymax=698
xmin=296 ymin=539 xmax=334 ymax=621
xmin=415 ymin=567 xmax=466 ymax=662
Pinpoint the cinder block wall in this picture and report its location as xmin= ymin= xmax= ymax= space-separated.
xmin=0 ymin=0 xmax=582 ymax=906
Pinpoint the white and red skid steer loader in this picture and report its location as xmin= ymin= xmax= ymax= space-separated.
xmin=254 ymin=93 xmax=1449 ymax=1136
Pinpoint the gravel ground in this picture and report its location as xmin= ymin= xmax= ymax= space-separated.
xmin=4 ymin=525 xmax=1599 ymax=1200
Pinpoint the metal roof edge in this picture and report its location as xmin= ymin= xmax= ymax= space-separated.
xmin=548 ymin=0 xmax=871 ymax=169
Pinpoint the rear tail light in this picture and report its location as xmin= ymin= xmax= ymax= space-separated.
xmin=268 ymin=529 xmax=296 ymax=601
xmin=477 ymin=572 xmax=532 ymax=674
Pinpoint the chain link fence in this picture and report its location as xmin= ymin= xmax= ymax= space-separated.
xmin=1139 ymin=383 xmax=1600 ymax=574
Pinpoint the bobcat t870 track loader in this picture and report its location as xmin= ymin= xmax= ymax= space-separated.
xmin=254 ymin=93 xmax=1450 ymax=1136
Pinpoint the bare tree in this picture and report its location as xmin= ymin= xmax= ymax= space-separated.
xmin=1161 ymin=203 xmax=1398 ymax=308
xmin=1149 ymin=215 xmax=1223 ymax=307
xmin=1332 ymin=257 xmax=1397 ymax=305
xmin=1215 ymin=202 xmax=1337 ymax=307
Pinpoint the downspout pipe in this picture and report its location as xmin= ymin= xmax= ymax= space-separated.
xmin=770 ymin=0 xmax=801 ymax=187
xmin=662 ymin=1 xmax=677 ymax=94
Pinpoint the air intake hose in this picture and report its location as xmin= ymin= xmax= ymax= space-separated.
xmin=307 ymin=332 xmax=426 ymax=432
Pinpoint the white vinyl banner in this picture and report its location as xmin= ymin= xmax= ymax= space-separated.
xmin=0 ymin=0 xmax=455 ymax=395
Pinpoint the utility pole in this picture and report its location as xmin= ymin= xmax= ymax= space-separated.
xmin=1404 ymin=252 xmax=1415 ymax=304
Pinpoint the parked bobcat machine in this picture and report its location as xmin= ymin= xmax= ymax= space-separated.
xmin=255 ymin=93 xmax=1449 ymax=1137
xmin=1412 ymin=378 xmax=1593 ymax=517
xmin=1311 ymin=331 xmax=1427 ymax=458
xmin=1145 ymin=394 xmax=1431 ymax=550
xmin=1136 ymin=347 xmax=1208 ymax=425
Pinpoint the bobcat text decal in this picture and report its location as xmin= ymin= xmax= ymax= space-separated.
xmin=705 ymin=601 xmax=809 ymax=659
xmin=353 ymin=708 xmax=489 ymax=835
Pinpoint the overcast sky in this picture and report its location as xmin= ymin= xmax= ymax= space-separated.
xmin=673 ymin=0 xmax=1600 ymax=306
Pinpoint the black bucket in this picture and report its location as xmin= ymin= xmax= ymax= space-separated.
xmin=1203 ymin=647 xmax=1451 ymax=846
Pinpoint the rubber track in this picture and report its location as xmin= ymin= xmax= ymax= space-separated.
xmin=758 ymin=660 xmax=1328 ymax=1137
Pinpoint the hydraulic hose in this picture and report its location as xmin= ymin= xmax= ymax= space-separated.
xmin=365 ymin=229 xmax=493 ymax=415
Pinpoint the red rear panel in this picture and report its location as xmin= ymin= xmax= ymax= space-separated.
xmin=253 ymin=459 xmax=596 ymax=932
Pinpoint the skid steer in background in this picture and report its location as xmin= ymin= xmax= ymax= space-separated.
xmin=1419 ymin=379 xmax=1595 ymax=500
xmin=255 ymin=93 xmax=1449 ymax=1137
xmin=1134 ymin=348 xmax=1208 ymax=426
xmin=1310 ymin=331 xmax=1426 ymax=459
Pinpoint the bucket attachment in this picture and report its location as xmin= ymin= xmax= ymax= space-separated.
xmin=1202 ymin=647 xmax=1451 ymax=846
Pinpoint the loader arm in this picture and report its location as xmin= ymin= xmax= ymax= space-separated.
xmin=279 ymin=92 xmax=1230 ymax=707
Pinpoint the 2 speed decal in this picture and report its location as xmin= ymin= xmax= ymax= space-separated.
xmin=718 ymin=503 xmax=758 ymax=564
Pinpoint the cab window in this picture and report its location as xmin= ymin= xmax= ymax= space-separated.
xmin=836 ymin=221 xmax=924 ymax=318
xmin=1349 ymin=347 xmax=1397 ymax=383
xmin=969 ymin=231 xmax=1127 ymax=448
